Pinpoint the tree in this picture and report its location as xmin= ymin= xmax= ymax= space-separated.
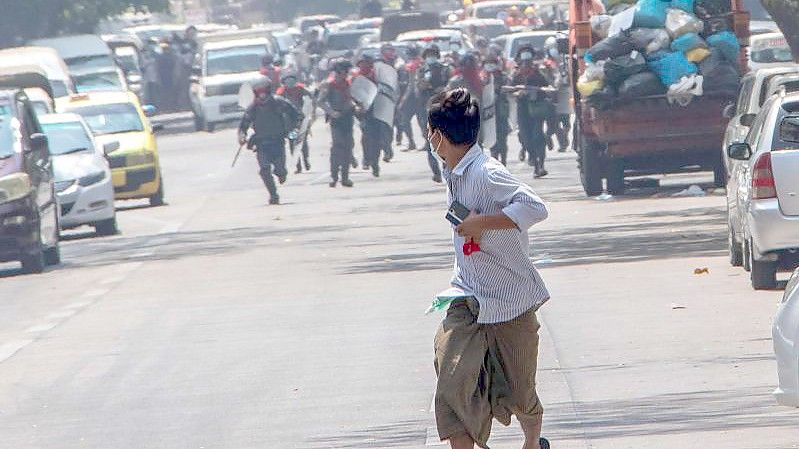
xmin=0 ymin=0 xmax=168 ymax=48
xmin=762 ymin=0 xmax=799 ymax=60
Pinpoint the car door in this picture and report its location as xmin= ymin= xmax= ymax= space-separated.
xmin=725 ymin=76 xmax=756 ymax=175
xmin=18 ymin=95 xmax=57 ymax=246
xmin=770 ymin=114 xmax=799 ymax=216
xmin=737 ymin=106 xmax=772 ymax=238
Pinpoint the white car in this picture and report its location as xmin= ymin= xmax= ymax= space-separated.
xmin=492 ymin=30 xmax=558 ymax=66
xmin=726 ymin=92 xmax=799 ymax=289
xmin=39 ymin=113 xmax=118 ymax=236
xmin=774 ymin=267 xmax=799 ymax=407
xmin=721 ymin=65 xmax=799 ymax=177
xmin=749 ymin=33 xmax=794 ymax=72
xmin=396 ymin=29 xmax=473 ymax=53
xmin=190 ymin=36 xmax=274 ymax=132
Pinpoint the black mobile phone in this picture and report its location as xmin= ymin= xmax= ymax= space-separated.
xmin=446 ymin=201 xmax=471 ymax=226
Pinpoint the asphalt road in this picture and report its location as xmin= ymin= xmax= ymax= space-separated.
xmin=0 ymin=113 xmax=797 ymax=449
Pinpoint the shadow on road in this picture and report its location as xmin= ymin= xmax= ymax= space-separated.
xmin=304 ymin=418 xmax=428 ymax=448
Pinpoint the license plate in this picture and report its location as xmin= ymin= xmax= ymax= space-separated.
xmin=220 ymin=103 xmax=242 ymax=114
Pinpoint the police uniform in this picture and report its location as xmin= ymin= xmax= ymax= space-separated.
xmin=318 ymin=75 xmax=356 ymax=187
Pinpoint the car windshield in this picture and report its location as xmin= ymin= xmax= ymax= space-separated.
xmin=274 ymin=34 xmax=296 ymax=53
xmin=510 ymin=34 xmax=553 ymax=57
xmin=327 ymin=33 xmax=373 ymax=51
xmin=65 ymin=55 xmax=116 ymax=72
xmin=41 ymin=121 xmax=94 ymax=156
xmin=69 ymin=103 xmax=144 ymax=136
xmin=476 ymin=3 xmax=529 ymax=19
xmin=114 ymin=47 xmax=141 ymax=73
xmin=206 ymin=45 xmax=267 ymax=76
xmin=743 ymin=0 xmax=772 ymax=20
xmin=0 ymin=105 xmax=15 ymax=159
xmin=74 ymin=72 xmax=124 ymax=93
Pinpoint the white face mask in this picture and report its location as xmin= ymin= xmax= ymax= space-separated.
xmin=429 ymin=130 xmax=446 ymax=166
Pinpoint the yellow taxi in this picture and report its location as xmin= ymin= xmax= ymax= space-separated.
xmin=56 ymin=91 xmax=164 ymax=206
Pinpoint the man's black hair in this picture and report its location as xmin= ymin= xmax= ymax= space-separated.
xmin=428 ymin=88 xmax=480 ymax=147
xmin=422 ymin=45 xmax=441 ymax=59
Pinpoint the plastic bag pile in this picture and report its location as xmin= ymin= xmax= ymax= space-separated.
xmin=579 ymin=0 xmax=741 ymax=109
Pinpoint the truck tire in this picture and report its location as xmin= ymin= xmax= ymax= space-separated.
xmin=606 ymin=158 xmax=625 ymax=196
xmin=578 ymin=132 xmax=604 ymax=197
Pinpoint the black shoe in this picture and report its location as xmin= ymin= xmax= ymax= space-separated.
xmin=519 ymin=149 xmax=526 ymax=161
xmin=269 ymin=197 xmax=280 ymax=205
xmin=351 ymin=160 xmax=358 ymax=169
xmin=383 ymin=156 xmax=392 ymax=163
xmin=277 ymin=174 xmax=287 ymax=185
xmin=329 ymin=180 xmax=337 ymax=188
xmin=305 ymin=161 xmax=311 ymax=170
xmin=341 ymin=179 xmax=354 ymax=187
xmin=372 ymin=166 xmax=380 ymax=177
xmin=539 ymin=437 xmax=550 ymax=449
xmin=433 ymin=174 xmax=442 ymax=184
xmin=362 ymin=162 xmax=370 ymax=170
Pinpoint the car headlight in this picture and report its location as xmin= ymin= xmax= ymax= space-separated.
xmin=77 ymin=171 xmax=107 ymax=187
xmin=126 ymin=152 xmax=155 ymax=166
xmin=204 ymin=84 xmax=224 ymax=97
xmin=0 ymin=173 xmax=32 ymax=204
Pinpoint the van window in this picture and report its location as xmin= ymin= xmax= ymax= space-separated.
xmin=206 ymin=45 xmax=267 ymax=76
xmin=65 ymin=55 xmax=116 ymax=72
xmin=0 ymin=105 xmax=15 ymax=159
xmin=70 ymin=103 xmax=144 ymax=136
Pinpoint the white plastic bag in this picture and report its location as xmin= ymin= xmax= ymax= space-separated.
xmin=630 ymin=28 xmax=671 ymax=54
xmin=591 ymin=15 xmax=613 ymax=39
xmin=582 ymin=61 xmax=606 ymax=81
xmin=608 ymin=6 xmax=636 ymax=37
xmin=665 ymin=8 xmax=704 ymax=38
xmin=667 ymin=74 xmax=704 ymax=106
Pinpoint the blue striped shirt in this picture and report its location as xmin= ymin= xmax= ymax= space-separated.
xmin=443 ymin=144 xmax=550 ymax=324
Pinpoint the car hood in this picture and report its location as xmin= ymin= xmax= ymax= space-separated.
xmin=203 ymin=72 xmax=264 ymax=87
xmin=94 ymin=132 xmax=148 ymax=154
xmin=53 ymin=152 xmax=105 ymax=182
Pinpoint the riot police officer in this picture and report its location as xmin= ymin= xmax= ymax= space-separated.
xmin=238 ymin=78 xmax=303 ymax=204
xmin=415 ymin=45 xmax=451 ymax=183
xmin=318 ymin=60 xmax=357 ymax=187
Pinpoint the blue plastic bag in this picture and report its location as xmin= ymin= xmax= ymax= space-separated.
xmin=633 ymin=0 xmax=670 ymax=28
xmin=647 ymin=51 xmax=698 ymax=86
xmin=671 ymin=0 xmax=694 ymax=12
xmin=671 ymin=33 xmax=707 ymax=53
xmin=706 ymin=31 xmax=740 ymax=62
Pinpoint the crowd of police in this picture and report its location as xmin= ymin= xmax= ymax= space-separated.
xmin=236 ymin=34 xmax=571 ymax=205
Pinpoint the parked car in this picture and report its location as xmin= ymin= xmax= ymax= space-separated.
xmin=726 ymin=92 xmax=799 ymax=289
xmin=293 ymin=15 xmax=342 ymax=34
xmin=58 ymin=91 xmax=165 ymax=207
xmin=72 ymin=67 xmax=129 ymax=94
xmin=320 ymin=29 xmax=380 ymax=70
xmin=0 ymin=47 xmax=75 ymax=100
xmin=189 ymin=33 xmax=275 ymax=132
xmin=492 ymin=31 xmax=558 ymax=66
xmin=749 ymin=33 xmax=793 ymax=72
xmin=30 ymin=35 xmax=116 ymax=75
xmin=773 ymin=267 xmax=799 ymax=407
xmin=102 ymin=34 xmax=147 ymax=101
xmin=39 ymin=113 xmax=118 ymax=236
xmin=722 ymin=65 xmax=799 ymax=177
xmin=0 ymin=89 xmax=60 ymax=273
xmin=25 ymin=87 xmax=54 ymax=115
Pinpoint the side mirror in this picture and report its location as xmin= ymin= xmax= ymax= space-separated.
xmin=142 ymin=104 xmax=157 ymax=117
xmin=152 ymin=123 xmax=165 ymax=133
xmin=29 ymin=133 xmax=48 ymax=153
xmin=740 ymin=113 xmax=757 ymax=127
xmin=727 ymin=142 xmax=752 ymax=161
xmin=722 ymin=104 xmax=735 ymax=119
xmin=103 ymin=141 xmax=120 ymax=155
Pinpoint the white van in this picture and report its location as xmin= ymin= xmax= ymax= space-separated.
xmin=190 ymin=31 xmax=276 ymax=132
xmin=0 ymin=47 xmax=75 ymax=100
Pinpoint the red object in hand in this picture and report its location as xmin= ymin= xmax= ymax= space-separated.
xmin=463 ymin=239 xmax=481 ymax=256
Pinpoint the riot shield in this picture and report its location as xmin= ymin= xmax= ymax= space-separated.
xmin=481 ymin=75 xmax=497 ymax=150
xmin=351 ymin=75 xmax=378 ymax=111
xmin=372 ymin=61 xmax=399 ymax=127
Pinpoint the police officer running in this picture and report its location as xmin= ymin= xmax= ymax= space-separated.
xmin=277 ymin=72 xmax=314 ymax=173
xmin=415 ymin=45 xmax=451 ymax=183
xmin=318 ymin=60 xmax=356 ymax=188
xmin=238 ymin=78 xmax=303 ymax=205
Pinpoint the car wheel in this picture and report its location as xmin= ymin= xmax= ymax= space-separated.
xmin=95 ymin=216 xmax=119 ymax=236
xmin=751 ymin=258 xmax=778 ymax=290
xmin=44 ymin=241 xmax=61 ymax=266
xmin=149 ymin=177 xmax=165 ymax=207
xmin=743 ymin=239 xmax=752 ymax=272
xmin=729 ymin=227 xmax=743 ymax=267
xmin=606 ymin=158 xmax=625 ymax=196
xmin=20 ymin=225 xmax=45 ymax=274
xmin=193 ymin=113 xmax=205 ymax=132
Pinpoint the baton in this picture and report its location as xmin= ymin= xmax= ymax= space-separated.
xmin=231 ymin=142 xmax=245 ymax=168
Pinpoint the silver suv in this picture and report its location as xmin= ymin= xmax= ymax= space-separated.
xmin=727 ymin=92 xmax=799 ymax=289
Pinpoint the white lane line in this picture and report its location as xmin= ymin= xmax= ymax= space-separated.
xmin=46 ymin=310 xmax=77 ymax=320
xmin=25 ymin=323 xmax=58 ymax=333
xmin=63 ymin=301 xmax=92 ymax=310
xmin=0 ymin=340 xmax=34 ymax=364
xmin=82 ymin=288 xmax=110 ymax=299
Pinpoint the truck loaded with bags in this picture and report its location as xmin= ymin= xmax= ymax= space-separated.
xmin=568 ymin=0 xmax=750 ymax=196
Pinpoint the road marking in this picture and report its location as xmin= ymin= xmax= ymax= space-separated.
xmin=0 ymin=340 xmax=34 ymax=363
xmin=25 ymin=323 xmax=57 ymax=333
